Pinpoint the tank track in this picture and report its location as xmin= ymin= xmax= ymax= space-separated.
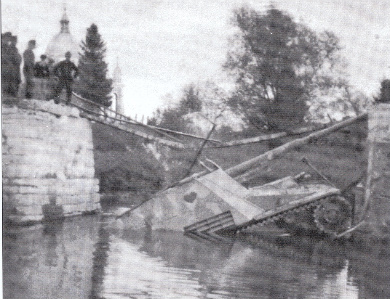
xmin=313 ymin=195 xmax=352 ymax=237
xmin=233 ymin=195 xmax=352 ymax=238
xmin=235 ymin=201 xmax=320 ymax=232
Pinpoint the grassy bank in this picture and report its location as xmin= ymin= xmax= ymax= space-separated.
xmin=91 ymin=122 xmax=166 ymax=193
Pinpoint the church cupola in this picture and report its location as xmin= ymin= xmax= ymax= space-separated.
xmin=60 ymin=8 xmax=70 ymax=33
xmin=46 ymin=7 xmax=79 ymax=63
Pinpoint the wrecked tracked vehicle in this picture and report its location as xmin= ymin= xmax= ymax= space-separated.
xmin=229 ymin=172 xmax=353 ymax=237
xmin=121 ymin=169 xmax=353 ymax=239
xmin=119 ymin=115 xmax=365 ymax=239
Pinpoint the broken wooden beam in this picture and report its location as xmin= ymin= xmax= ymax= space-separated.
xmin=215 ymin=125 xmax=327 ymax=148
xmin=147 ymin=124 xmax=223 ymax=144
xmin=226 ymin=113 xmax=368 ymax=182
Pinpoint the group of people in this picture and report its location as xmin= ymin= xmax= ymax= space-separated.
xmin=2 ymin=32 xmax=78 ymax=104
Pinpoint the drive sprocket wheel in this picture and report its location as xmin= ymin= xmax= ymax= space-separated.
xmin=313 ymin=195 xmax=352 ymax=237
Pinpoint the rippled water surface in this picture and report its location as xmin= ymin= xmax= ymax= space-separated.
xmin=3 ymin=215 xmax=390 ymax=299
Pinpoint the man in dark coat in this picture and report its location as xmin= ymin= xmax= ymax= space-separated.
xmin=1 ymin=32 xmax=13 ymax=95
xmin=53 ymin=51 xmax=78 ymax=104
xmin=1 ymin=32 xmax=22 ymax=97
xmin=23 ymin=39 xmax=36 ymax=98
xmin=9 ymin=35 xmax=22 ymax=96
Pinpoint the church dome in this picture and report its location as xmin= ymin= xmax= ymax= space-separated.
xmin=46 ymin=9 xmax=79 ymax=63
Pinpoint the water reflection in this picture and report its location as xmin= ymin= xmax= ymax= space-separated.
xmin=3 ymin=217 xmax=100 ymax=299
xmin=42 ymin=221 xmax=63 ymax=267
xmin=3 ymin=215 xmax=390 ymax=299
xmin=106 ymin=230 xmax=351 ymax=299
xmin=90 ymin=224 xmax=111 ymax=299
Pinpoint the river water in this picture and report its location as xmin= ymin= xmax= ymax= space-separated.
xmin=3 ymin=215 xmax=389 ymax=299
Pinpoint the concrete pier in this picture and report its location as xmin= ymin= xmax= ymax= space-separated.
xmin=2 ymin=99 xmax=100 ymax=224
xmin=362 ymin=103 xmax=390 ymax=238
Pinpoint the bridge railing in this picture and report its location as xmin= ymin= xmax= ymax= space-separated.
xmin=70 ymin=92 xmax=223 ymax=145
xmin=71 ymin=92 xmax=186 ymax=143
xmin=72 ymin=92 xmax=137 ymax=125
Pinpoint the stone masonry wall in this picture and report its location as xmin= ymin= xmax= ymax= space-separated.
xmin=363 ymin=103 xmax=390 ymax=238
xmin=2 ymin=99 xmax=100 ymax=224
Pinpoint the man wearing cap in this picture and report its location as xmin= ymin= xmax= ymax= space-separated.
xmin=2 ymin=32 xmax=22 ymax=97
xmin=23 ymin=39 xmax=36 ymax=98
xmin=1 ymin=33 xmax=13 ymax=96
xmin=53 ymin=51 xmax=78 ymax=104
xmin=9 ymin=35 xmax=22 ymax=97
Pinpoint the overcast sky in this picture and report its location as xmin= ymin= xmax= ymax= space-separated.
xmin=3 ymin=0 xmax=390 ymax=117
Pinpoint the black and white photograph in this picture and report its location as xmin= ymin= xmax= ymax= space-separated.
xmin=2 ymin=0 xmax=390 ymax=298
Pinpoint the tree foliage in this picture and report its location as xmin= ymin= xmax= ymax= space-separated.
xmin=148 ymin=84 xmax=203 ymax=131
xmin=308 ymin=86 xmax=372 ymax=122
xmin=176 ymin=84 xmax=203 ymax=115
xmin=375 ymin=79 xmax=390 ymax=103
xmin=225 ymin=7 xmax=347 ymax=130
xmin=76 ymin=24 xmax=112 ymax=106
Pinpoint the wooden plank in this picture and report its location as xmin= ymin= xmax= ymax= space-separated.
xmin=80 ymin=112 xmax=186 ymax=149
xmin=216 ymin=125 xmax=326 ymax=148
xmin=184 ymin=211 xmax=234 ymax=232
xmin=147 ymin=125 xmax=223 ymax=144
xmin=226 ymin=113 xmax=368 ymax=182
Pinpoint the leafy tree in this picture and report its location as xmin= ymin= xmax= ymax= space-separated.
xmin=76 ymin=24 xmax=112 ymax=106
xmin=176 ymin=84 xmax=202 ymax=115
xmin=149 ymin=84 xmax=202 ymax=131
xmin=375 ymin=79 xmax=390 ymax=103
xmin=308 ymin=86 xmax=372 ymax=122
xmin=225 ymin=7 xmax=347 ymax=131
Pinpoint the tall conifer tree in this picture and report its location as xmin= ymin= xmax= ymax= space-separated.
xmin=76 ymin=24 xmax=112 ymax=106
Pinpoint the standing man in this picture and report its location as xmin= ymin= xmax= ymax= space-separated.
xmin=9 ymin=35 xmax=22 ymax=97
xmin=2 ymin=33 xmax=22 ymax=97
xmin=1 ymin=32 xmax=13 ymax=96
xmin=53 ymin=51 xmax=78 ymax=104
xmin=23 ymin=40 xmax=36 ymax=98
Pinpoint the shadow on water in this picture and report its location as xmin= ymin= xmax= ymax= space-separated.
xmin=42 ymin=221 xmax=64 ymax=267
xmin=3 ymin=215 xmax=390 ymax=299
xmin=89 ymin=223 xmax=111 ymax=299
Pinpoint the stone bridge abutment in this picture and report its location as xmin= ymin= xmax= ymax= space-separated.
xmin=2 ymin=100 xmax=100 ymax=223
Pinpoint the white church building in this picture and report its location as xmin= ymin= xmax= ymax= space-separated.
xmin=44 ymin=8 xmax=123 ymax=115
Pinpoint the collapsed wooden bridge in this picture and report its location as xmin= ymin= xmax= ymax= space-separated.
xmin=112 ymin=112 xmax=369 ymax=239
xmin=69 ymin=92 xmax=188 ymax=149
xmin=69 ymin=92 xmax=366 ymax=155
xmin=50 ymin=94 xmax=373 ymax=240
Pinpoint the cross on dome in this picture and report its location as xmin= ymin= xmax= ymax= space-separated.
xmin=60 ymin=6 xmax=69 ymax=33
